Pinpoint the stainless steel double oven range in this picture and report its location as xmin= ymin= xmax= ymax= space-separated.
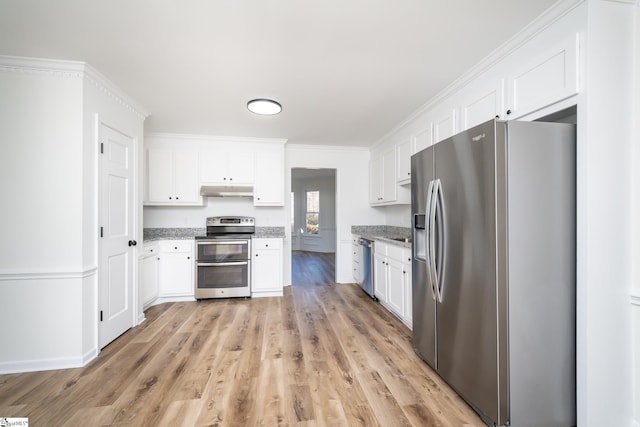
xmin=195 ymin=216 xmax=254 ymax=299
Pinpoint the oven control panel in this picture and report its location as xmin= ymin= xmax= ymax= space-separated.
xmin=206 ymin=216 xmax=255 ymax=227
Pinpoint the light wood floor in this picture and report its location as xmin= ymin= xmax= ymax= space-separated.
xmin=0 ymin=252 xmax=484 ymax=426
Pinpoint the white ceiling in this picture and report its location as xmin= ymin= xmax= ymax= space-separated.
xmin=0 ymin=0 xmax=558 ymax=146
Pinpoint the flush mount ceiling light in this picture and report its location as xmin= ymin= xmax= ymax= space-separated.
xmin=247 ymin=98 xmax=282 ymax=115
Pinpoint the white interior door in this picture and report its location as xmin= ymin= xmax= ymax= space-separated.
xmin=99 ymin=123 xmax=135 ymax=348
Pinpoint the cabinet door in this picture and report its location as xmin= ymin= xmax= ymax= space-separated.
xmin=506 ymin=34 xmax=578 ymax=119
xmin=147 ymin=149 xmax=173 ymax=202
xmin=460 ymin=78 xmax=504 ymax=130
xmin=387 ymin=258 xmax=405 ymax=318
xmin=369 ymin=156 xmax=382 ymax=204
xmin=158 ymin=242 xmax=194 ymax=297
xmin=254 ymin=151 xmax=284 ymax=206
xmin=228 ymin=152 xmax=255 ymax=184
xmin=200 ymin=150 xmax=229 ymax=183
xmin=396 ymin=139 xmax=412 ymax=184
xmin=252 ymin=239 xmax=283 ymax=294
xmin=374 ymin=252 xmax=388 ymax=302
xmin=174 ymin=150 xmax=201 ymax=204
xmin=433 ymin=109 xmax=457 ymax=143
xmin=141 ymin=254 xmax=159 ymax=308
xmin=413 ymin=126 xmax=432 ymax=154
xmin=381 ymin=147 xmax=396 ymax=202
xmin=403 ymin=258 xmax=412 ymax=328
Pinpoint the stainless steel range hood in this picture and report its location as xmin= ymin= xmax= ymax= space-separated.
xmin=200 ymin=185 xmax=254 ymax=197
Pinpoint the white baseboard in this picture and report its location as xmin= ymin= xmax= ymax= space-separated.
xmin=0 ymin=345 xmax=99 ymax=374
xmin=251 ymin=290 xmax=284 ymax=298
xmin=0 ymin=355 xmax=85 ymax=375
xmin=137 ymin=312 xmax=146 ymax=325
xmin=149 ymin=295 xmax=196 ymax=307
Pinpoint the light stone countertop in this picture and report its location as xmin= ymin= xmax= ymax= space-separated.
xmin=351 ymin=225 xmax=412 ymax=249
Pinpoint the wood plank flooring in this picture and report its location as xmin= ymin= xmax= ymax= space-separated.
xmin=0 ymin=252 xmax=484 ymax=426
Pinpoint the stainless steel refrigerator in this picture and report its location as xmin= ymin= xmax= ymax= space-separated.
xmin=411 ymin=119 xmax=576 ymax=427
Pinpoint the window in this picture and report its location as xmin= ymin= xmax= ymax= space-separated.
xmin=305 ymin=190 xmax=319 ymax=234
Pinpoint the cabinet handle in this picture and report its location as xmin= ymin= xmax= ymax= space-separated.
xmin=506 ymin=109 xmax=512 ymax=115
xmin=169 ymin=196 xmax=172 ymax=200
xmin=407 ymin=172 xmax=411 ymax=176
xmin=174 ymin=246 xmax=178 ymax=250
xmin=176 ymin=197 xmax=179 ymax=200
xmin=256 ymin=253 xmax=259 ymax=257
xmin=187 ymin=256 xmax=190 ymax=260
xmin=230 ymin=177 xmax=233 ymax=181
xmin=265 ymin=244 xmax=269 ymax=247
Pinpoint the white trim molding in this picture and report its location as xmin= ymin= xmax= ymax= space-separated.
xmin=0 ymin=353 xmax=88 ymax=375
xmin=0 ymin=266 xmax=98 ymax=281
xmin=0 ymin=55 xmax=149 ymax=120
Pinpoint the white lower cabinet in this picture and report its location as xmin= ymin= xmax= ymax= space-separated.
xmin=373 ymin=248 xmax=388 ymax=302
xmin=140 ymin=243 xmax=159 ymax=309
xmin=251 ymin=238 xmax=283 ymax=297
xmin=158 ymin=240 xmax=194 ymax=298
xmin=373 ymin=241 xmax=412 ymax=328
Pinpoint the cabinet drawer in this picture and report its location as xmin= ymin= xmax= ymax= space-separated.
xmin=159 ymin=241 xmax=193 ymax=253
xmin=142 ymin=244 xmax=159 ymax=257
xmin=252 ymin=238 xmax=283 ymax=250
xmin=386 ymin=244 xmax=404 ymax=261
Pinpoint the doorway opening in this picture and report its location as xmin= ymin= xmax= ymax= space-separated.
xmin=290 ymin=168 xmax=336 ymax=286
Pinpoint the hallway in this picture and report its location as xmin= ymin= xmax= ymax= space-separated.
xmin=291 ymin=250 xmax=336 ymax=287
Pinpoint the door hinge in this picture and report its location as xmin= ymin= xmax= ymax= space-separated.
xmin=100 ymin=310 xmax=103 ymax=322
xmin=100 ymin=227 xmax=104 ymax=238
xmin=100 ymin=142 xmax=104 ymax=154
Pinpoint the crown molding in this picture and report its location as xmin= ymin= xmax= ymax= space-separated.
xmin=286 ymin=143 xmax=369 ymax=152
xmin=0 ymin=55 xmax=149 ymax=120
xmin=376 ymin=0 xmax=585 ymax=145
xmin=145 ymin=132 xmax=287 ymax=145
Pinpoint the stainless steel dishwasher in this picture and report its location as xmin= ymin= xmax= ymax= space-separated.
xmin=357 ymin=237 xmax=376 ymax=300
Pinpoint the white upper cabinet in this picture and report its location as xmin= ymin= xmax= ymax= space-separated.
xmin=200 ymin=149 xmax=254 ymax=185
xmin=396 ymin=139 xmax=412 ymax=185
xmin=413 ymin=126 xmax=432 ymax=154
xmin=145 ymin=135 xmax=286 ymax=206
xmin=146 ymin=148 xmax=202 ymax=205
xmin=506 ymin=34 xmax=579 ymax=120
xmin=433 ymin=108 xmax=457 ymax=143
xmin=460 ymin=77 xmax=505 ymax=131
xmin=254 ymin=149 xmax=284 ymax=206
xmin=370 ymin=146 xmax=409 ymax=205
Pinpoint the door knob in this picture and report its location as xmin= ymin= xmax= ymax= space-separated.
xmin=128 ymin=240 xmax=137 ymax=247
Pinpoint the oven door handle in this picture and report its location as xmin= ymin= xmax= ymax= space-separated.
xmin=197 ymin=241 xmax=248 ymax=245
xmin=196 ymin=261 xmax=249 ymax=267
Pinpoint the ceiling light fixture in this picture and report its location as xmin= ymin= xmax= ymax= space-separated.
xmin=247 ymin=98 xmax=282 ymax=115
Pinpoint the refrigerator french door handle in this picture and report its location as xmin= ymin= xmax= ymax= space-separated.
xmin=427 ymin=179 xmax=439 ymax=301
xmin=433 ymin=179 xmax=446 ymax=303
xmin=425 ymin=180 xmax=437 ymax=300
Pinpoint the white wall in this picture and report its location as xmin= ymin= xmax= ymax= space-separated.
xmin=632 ymin=6 xmax=640 ymax=426
xmin=0 ymin=64 xmax=87 ymax=373
xmin=143 ymin=199 xmax=287 ymax=228
xmin=286 ymin=145 xmax=384 ymax=284
xmin=580 ymin=2 xmax=634 ymax=425
xmin=0 ymin=57 xmax=146 ymax=373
